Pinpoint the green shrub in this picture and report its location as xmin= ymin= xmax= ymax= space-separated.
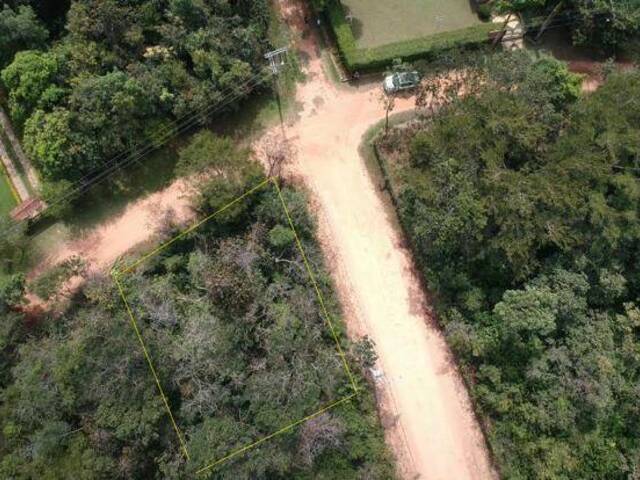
xmin=30 ymin=256 xmax=84 ymax=300
xmin=39 ymin=178 xmax=76 ymax=220
xmin=325 ymin=0 xmax=359 ymax=67
xmin=268 ymin=224 xmax=296 ymax=248
xmin=325 ymin=0 xmax=496 ymax=72
xmin=477 ymin=3 xmax=493 ymax=21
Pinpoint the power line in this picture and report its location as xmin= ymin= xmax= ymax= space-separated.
xmin=2 ymin=8 xmax=633 ymax=237
xmin=1 ymin=68 xmax=273 ymax=237
xmin=57 ymin=68 xmax=271 ymax=193
xmin=65 ymin=71 xmax=272 ymax=197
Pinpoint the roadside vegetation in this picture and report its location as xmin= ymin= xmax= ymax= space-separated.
xmin=374 ymin=51 xmax=640 ymax=478
xmin=0 ymin=0 xmax=275 ymax=214
xmin=0 ymin=143 xmax=395 ymax=479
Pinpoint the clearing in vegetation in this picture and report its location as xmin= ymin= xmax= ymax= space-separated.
xmin=341 ymin=0 xmax=484 ymax=48
xmin=112 ymin=177 xmax=359 ymax=475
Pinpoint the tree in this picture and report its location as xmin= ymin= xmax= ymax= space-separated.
xmin=0 ymin=215 xmax=27 ymax=275
xmin=524 ymin=56 xmax=582 ymax=109
xmin=0 ymin=5 xmax=48 ymax=68
xmin=380 ymin=59 xmax=412 ymax=134
xmin=66 ymin=0 xmax=141 ymax=53
xmin=1 ymin=50 xmax=60 ymax=126
xmin=0 ymin=217 xmax=26 ymax=385
xmin=38 ymin=178 xmax=76 ymax=219
xmin=497 ymin=0 xmax=640 ymax=50
xmin=0 ymin=273 xmax=25 ymax=312
xmin=177 ymin=131 xmax=247 ymax=177
xmin=298 ymin=413 xmax=345 ymax=466
xmin=6 ymin=0 xmax=70 ymax=33
xmin=380 ymin=87 xmax=396 ymax=135
xmin=23 ymin=108 xmax=94 ymax=181
xmin=495 ymin=0 xmax=552 ymax=13
xmin=68 ymin=71 xmax=155 ymax=159
xmin=494 ymin=286 xmax=558 ymax=352
xmin=259 ymin=132 xmax=296 ymax=178
xmin=567 ymin=0 xmax=640 ymax=49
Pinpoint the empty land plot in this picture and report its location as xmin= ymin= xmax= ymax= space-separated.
xmin=113 ymin=178 xmax=359 ymax=475
xmin=341 ymin=0 xmax=483 ymax=48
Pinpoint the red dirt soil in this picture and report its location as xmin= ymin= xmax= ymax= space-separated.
xmin=265 ymin=2 xmax=497 ymax=478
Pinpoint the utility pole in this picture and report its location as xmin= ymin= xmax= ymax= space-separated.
xmin=264 ymin=47 xmax=288 ymax=76
xmin=264 ymin=47 xmax=289 ymax=134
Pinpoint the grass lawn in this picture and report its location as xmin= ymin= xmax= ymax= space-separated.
xmin=0 ymin=168 xmax=17 ymax=217
xmin=340 ymin=0 xmax=482 ymax=48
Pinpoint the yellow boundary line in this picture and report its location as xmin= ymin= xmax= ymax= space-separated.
xmin=196 ymin=393 xmax=358 ymax=475
xmin=272 ymin=178 xmax=359 ymax=393
xmin=113 ymin=274 xmax=191 ymax=460
xmin=112 ymin=177 xmax=359 ymax=473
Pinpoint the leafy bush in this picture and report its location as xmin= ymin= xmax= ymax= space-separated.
xmin=30 ymin=256 xmax=85 ymax=300
xmin=176 ymin=131 xmax=247 ymax=177
xmin=39 ymin=178 xmax=76 ymax=220
xmin=477 ymin=3 xmax=493 ymax=21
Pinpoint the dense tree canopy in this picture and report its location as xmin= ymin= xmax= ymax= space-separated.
xmin=0 ymin=149 xmax=395 ymax=479
xmin=567 ymin=0 xmax=640 ymax=48
xmin=378 ymin=52 xmax=640 ymax=479
xmin=0 ymin=4 xmax=48 ymax=68
xmin=1 ymin=0 xmax=273 ymax=185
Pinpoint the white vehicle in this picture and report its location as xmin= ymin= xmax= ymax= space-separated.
xmin=383 ymin=71 xmax=420 ymax=94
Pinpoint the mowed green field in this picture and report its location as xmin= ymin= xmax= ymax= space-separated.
xmin=0 ymin=169 xmax=17 ymax=216
xmin=340 ymin=0 xmax=483 ymax=48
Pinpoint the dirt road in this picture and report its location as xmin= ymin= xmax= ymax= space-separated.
xmin=28 ymin=180 xmax=195 ymax=281
xmin=273 ymin=3 xmax=496 ymax=478
xmin=29 ymin=2 xmax=496 ymax=477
